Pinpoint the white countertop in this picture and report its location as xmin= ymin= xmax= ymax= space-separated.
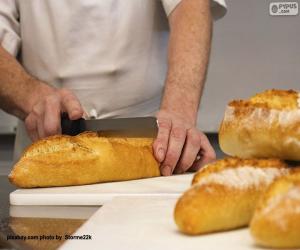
xmin=60 ymin=196 xmax=264 ymax=250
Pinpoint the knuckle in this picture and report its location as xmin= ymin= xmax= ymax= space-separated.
xmin=25 ymin=117 xmax=35 ymax=131
xmin=62 ymin=93 xmax=72 ymax=103
xmin=158 ymin=128 xmax=169 ymax=138
xmin=44 ymin=100 xmax=54 ymax=109
xmin=188 ymin=129 xmax=202 ymax=147
xmin=60 ymin=89 xmax=75 ymax=102
xmin=32 ymin=105 xmax=41 ymax=116
xmin=171 ymin=127 xmax=186 ymax=140
xmin=165 ymin=150 xmax=178 ymax=165
xmin=44 ymin=124 xmax=58 ymax=136
xmin=44 ymin=97 xmax=52 ymax=106
xmin=157 ymin=118 xmax=171 ymax=130
xmin=195 ymin=130 xmax=203 ymax=141
xmin=44 ymin=95 xmax=57 ymax=106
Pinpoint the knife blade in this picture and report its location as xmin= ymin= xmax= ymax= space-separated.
xmin=61 ymin=113 xmax=158 ymax=138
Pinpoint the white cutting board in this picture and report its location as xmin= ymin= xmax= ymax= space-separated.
xmin=9 ymin=205 xmax=99 ymax=219
xmin=10 ymin=174 xmax=193 ymax=206
xmin=60 ymin=196 xmax=264 ymax=250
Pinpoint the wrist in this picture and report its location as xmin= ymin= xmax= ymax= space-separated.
xmin=23 ymin=77 xmax=56 ymax=118
xmin=159 ymin=106 xmax=198 ymax=126
xmin=161 ymin=80 xmax=201 ymax=126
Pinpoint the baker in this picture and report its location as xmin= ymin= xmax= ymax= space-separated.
xmin=0 ymin=0 xmax=226 ymax=176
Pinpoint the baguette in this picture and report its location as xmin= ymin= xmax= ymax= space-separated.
xmin=250 ymin=170 xmax=300 ymax=249
xmin=9 ymin=132 xmax=160 ymax=188
xmin=174 ymin=157 xmax=290 ymax=235
xmin=219 ymin=89 xmax=300 ymax=161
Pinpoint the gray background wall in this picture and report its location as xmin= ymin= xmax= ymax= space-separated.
xmin=198 ymin=0 xmax=300 ymax=131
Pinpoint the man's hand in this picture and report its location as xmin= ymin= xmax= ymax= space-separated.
xmin=153 ymin=109 xmax=216 ymax=176
xmin=0 ymin=46 xmax=84 ymax=141
xmin=154 ymin=0 xmax=214 ymax=175
xmin=25 ymin=88 xmax=84 ymax=141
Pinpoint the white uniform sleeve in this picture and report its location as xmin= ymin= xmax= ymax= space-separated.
xmin=161 ymin=0 xmax=227 ymax=20
xmin=0 ymin=0 xmax=20 ymax=56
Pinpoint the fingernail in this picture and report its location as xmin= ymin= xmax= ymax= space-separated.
xmin=157 ymin=148 xmax=165 ymax=162
xmin=161 ymin=165 xmax=172 ymax=176
xmin=70 ymin=110 xmax=82 ymax=119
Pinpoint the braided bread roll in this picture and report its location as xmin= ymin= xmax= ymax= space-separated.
xmin=174 ymin=158 xmax=290 ymax=235
xmin=250 ymin=170 xmax=300 ymax=248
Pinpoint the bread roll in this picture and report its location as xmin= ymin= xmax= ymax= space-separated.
xmin=219 ymin=89 xmax=300 ymax=161
xmin=174 ymin=157 xmax=290 ymax=235
xmin=9 ymin=132 xmax=160 ymax=188
xmin=250 ymin=170 xmax=300 ymax=248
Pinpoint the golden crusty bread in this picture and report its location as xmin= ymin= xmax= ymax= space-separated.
xmin=250 ymin=170 xmax=300 ymax=249
xmin=174 ymin=157 xmax=290 ymax=235
xmin=9 ymin=132 xmax=160 ymax=188
xmin=219 ymin=89 xmax=300 ymax=161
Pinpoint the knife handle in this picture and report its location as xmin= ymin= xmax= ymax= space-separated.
xmin=61 ymin=113 xmax=84 ymax=136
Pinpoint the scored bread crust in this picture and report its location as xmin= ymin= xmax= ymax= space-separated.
xmin=174 ymin=157 xmax=290 ymax=235
xmin=250 ymin=170 xmax=300 ymax=249
xmin=9 ymin=132 xmax=160 ymax=188
xmin=219 ymin=89 xmax=300 ymax=161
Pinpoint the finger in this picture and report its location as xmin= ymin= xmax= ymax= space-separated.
xmin=25 ymin=114 xmax=39 ymax=142
xmin=43 ymin=95 xmax=62 ymax=136
xmin=190 ymin=133 xmax=216 ymax=171
xmin=161 ymin=126 xmax=186 ymax=176
xmin=174 ymin=128 xmax=202 ymax=174
xmin=153 ymin=117 xmax=171 ymax=163
xmin=32 ymin=103 xmax=46 ymax=139
xmin=60 ymin=89 xmax=84 ymax=120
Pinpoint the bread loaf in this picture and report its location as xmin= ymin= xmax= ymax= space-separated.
xmin=219 ymin=89 xmax=300 ymax=161
xmin=9 ymin=132 xmax=160 ymax=188
xmin=250 ymin=170 xmax=300 ymax=249
xmin=174 ymin=157 xmax=290 ymax=235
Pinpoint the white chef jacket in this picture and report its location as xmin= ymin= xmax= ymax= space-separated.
xmin=0 ymin=0 xmax=226 ymax=159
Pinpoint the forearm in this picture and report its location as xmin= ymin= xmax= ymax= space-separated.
xmin=0 ymin=46 xmax=55 ymax=120
xmin=161 ymin=0 xmax=212 ymax=124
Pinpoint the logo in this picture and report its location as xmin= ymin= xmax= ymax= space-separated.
xmin=269 ymin=2 xmax=299 ymax=16
xmin=271 ymin=4 xmax=279 ymax=13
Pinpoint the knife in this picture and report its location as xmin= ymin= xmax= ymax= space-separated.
xmin=61 ymin=113 xmax=158 ymax=138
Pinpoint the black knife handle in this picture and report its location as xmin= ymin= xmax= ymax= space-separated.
xmin=61 ymin=113 xmax=85 ymax=136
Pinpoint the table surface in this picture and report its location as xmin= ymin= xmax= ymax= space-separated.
xmin=0 ymin=175 xmax=98 ymax=250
